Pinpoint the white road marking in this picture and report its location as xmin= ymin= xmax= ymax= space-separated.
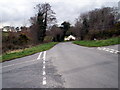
xmin=37 ymin=52 xmax=43 ymax=60
xmin=42 ymin=51 xmax=47 ymax=85
xmin=43 ymin=51 xmax=46 ymax=61
xmin=43 ymin=77 xmax=46 ymax=85
xmin=109 ymin=49 xmax=114 ymax=53
xmin=43 ymin=65 xmax=45 ymax=69
xmin=105 ymin=48 xmax=110 ymax=52
xmin=43 ymin=61 xmax=45 ymax=64
xmin=97 ymin=47 xmax=102 ymax=50
xmin=43 ymin=70 xmax=46 ymax=75
xmin=2 ymin=51 xmax=48 ymax=86
xmin=97 ymin=47 xmax=119 ymax=54
xmin=1 ymin=59 xmax=37 ymax=69
xmin=103 ymin=47 xmax=106 ymax=50
xmin=114 ymin=50 xmax=119 ymax=54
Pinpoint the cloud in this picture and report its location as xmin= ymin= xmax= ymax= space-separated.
xmin=0 ymin=0 xmax=119 ymax=28
xmin=0 ymin=0 xmax=35 ymax=27
xmin=50 ymin=0 xmax=119 ymax=25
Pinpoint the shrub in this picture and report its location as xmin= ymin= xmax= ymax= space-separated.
xmin=44 ymin=36 xmax=53 ymax=43
xmin=18 ymin=34 xmax=29 ymax=45
xmin=86 ymin=29 xmax=120 ymax=40
xmin=2 ymin=32 xmax=30 ymax=54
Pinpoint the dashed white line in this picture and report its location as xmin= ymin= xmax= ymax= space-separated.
xmin=97 ymin=47 xmax=119 ymax=54
xmin=42 ymin=51 xmax=47 ymax=85
xmin=43 ymin=51 xmax=46 ymax=61
xmin=37 ymin=52 xmax=43 ymax=60
xmin=43 ymin=65 xmax=45 ymax=69
xmin=43 ymin=61 xmax=45 ymax=64
xmin=97 ymin=47 xmax=102 ymax=50
xmin=114 ymin=50 xmax=119 ymax=54
xmin=43 ymin=77 xmax=47 ymax=85
xmin=43 ymin=70 xmax=46 ymax=75
xmin=2 ymin=51 xmax=48 ymax=86
xmin=109 ymin=49 xmax=114 ymax=53
xmin=105 ymin=48 xmax=110 ymax=52
xmin=102 ymin=47 xmax=106 ymax=50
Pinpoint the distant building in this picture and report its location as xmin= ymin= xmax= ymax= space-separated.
xmin=2 ymin=26 xmax=11 ymax=32
xmin=64 ymin=35 xmax=76 ymax=41
xmin=2 ymin=26 xmax=17 ymax=32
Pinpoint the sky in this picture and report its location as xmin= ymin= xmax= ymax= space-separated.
xmin=0 ymin=0 xmax=119 ymax=28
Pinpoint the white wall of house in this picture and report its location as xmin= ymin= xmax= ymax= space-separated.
xmin=2 ymin=26 xmax=18 ymax=32
xmin=64 ymin=35 xmax=76 ymax=41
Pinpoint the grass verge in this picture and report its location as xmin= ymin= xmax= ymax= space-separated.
xmin=73 ymin=37 xmax=120 ymax=47
xmin=1 ymin=42 xmax=58 ymax=62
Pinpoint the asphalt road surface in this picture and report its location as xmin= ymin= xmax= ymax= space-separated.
xmin=1 ymin=42 xmax=119 ymax=88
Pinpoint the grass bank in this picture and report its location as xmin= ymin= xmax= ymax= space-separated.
xmin=1 ymin=42 xmax=58 ymax=62
xmin=73 ymin=37 xmax=120 ymax=47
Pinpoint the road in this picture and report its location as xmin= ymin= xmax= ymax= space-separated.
xmin=1 ymin=42 xmax=119 ymax=88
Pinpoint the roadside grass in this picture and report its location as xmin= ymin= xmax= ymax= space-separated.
xmin=1 ymin=42 xmax=58 ymax=62
xmin=73 ymin=37 xmax=120 ymax=47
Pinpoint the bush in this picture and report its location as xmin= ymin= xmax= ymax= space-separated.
xmin=18 ymin=34 xmax=29 ymax=45
xmin=2 ymin=32 xmax=30 ymax=54
xmin=85 ymin=29 xmax=120 ymax=40
xmin=44 ymin=36 xmax=53 ymax=43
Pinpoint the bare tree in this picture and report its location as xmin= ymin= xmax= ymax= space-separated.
xmin=74 ymin=18 xmax=82 ymax=39
xmin=35 ymin=3 xmax=56 ymax=30
xmin=30 ymin=3 xmax=56 ymax=43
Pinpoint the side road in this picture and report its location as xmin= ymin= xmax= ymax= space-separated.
xmin=47 ymin=42 xmax=118 ymax=88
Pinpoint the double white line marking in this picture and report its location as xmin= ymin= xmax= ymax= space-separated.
xmin=37 ymin=51 xmax=47 ymax=85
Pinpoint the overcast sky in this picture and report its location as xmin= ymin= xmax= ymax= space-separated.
xmin=0 ymin=0 xmax=119 ymax=28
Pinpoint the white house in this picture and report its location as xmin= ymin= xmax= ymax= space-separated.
xmin=64 ymin=35 xmax=76 ymax=41
xmin=2 ymin=26 xmax=17 ymax=32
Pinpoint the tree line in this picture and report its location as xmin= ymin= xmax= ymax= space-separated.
xmin=73 ymin=7 xmax=120 ymax=40
xmin=30 ymin=4 xmax=120 ymax=43
xmin=2 ymin=3 xmax=120 ymax=53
